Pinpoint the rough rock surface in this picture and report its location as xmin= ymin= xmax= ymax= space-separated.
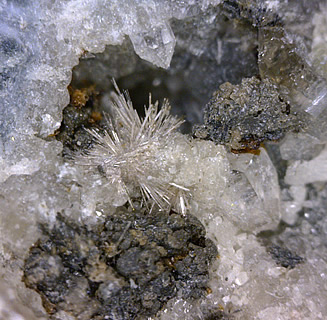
xmin=23 ymin=208 xmax=217 ymax=319
xmin=194 ymin=77 xmax=303 ymax=150
xmin=1 ymin=0 xmax=327 ymax=319
xmin=55 ymin=86 xmax=103 ymax=158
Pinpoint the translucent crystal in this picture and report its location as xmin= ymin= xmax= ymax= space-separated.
xmin=0 ymin=0 xmax=218 ymax=180
xmin=311 ymin=4 xmax=327 ymax=78
xmin=285 ymin=146 xmax=327 ymax=186
xmin=281 ymin=185 xmax=306 ymax=225
xmin=280 ymin=132 xmax=325 ymax=161
xmin=1 ymin=1 xmax=327 ymax=319
xmin=225 ymin=149 xmax=281 ymax=232
xmin=258 ymin=26 xmax=327 ymax=116
xmin=130 ymin=22 xmax=176 ymax=69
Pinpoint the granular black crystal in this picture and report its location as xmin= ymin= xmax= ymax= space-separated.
xmin=23 ymin=208 xmax=217 ymax=320
xmin=194 ymin=77 xmax=304 ymax=151
xmin=268 ymin=245 xmax=303 ymax=269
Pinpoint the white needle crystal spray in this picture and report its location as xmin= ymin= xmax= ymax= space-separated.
xmin=77 ymin=82 xmax=190 ymax=213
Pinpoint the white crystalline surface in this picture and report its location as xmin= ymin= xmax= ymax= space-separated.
xmin=285 ymin=146 xmax=327 ymax=186
xmin=0 ymin=0 xmax=220 ymax=183
xmin=0 ymin=1 xmax=327 ymax=320
xmin=0 ymin=130 xmax=283 ymax=319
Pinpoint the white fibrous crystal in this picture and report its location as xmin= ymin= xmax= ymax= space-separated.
xmin=1 ymin=0 xmax=327 ymax=319
xmin=0 ymin=0 xmax=211 ymax=182
xmin=76 ymin=86 xmax=187 ymax=213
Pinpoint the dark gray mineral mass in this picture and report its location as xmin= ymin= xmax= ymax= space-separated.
xmin=194 ymin=77 xmax=304 ymax=151
xmin=23 ymin=208 xmax=218 ymax=320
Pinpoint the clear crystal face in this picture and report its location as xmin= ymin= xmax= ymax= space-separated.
xmin=1 ymin=1 xmax=327 ymax=319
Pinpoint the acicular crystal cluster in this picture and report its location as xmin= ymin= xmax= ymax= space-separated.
xmin=76 ymin=83 xmax=188 ymax=213
xmin=1 ymin=1 xmax=327 ymax=320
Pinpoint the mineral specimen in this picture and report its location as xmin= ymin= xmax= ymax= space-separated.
xmin=55 ymin=86 xmax=102 ymax=158
xmin=221 ymin=0 xmax=280 ymax=27
xmin=267 ymin=245 xmax=303 ymax=269
xmin=258 ymin=26 xmax=327 ymax=116
xmin=75 ymin=83 xmax=187 ymax=213
xmin=194 ymin=76 xmax=303 ymax=151
xmin=1 ymin=0 xmax=327 ymax=319
xmin=23 ymin=208 xmax=217 ymax=319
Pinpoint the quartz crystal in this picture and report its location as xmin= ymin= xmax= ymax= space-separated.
xmin=1 ymin=0 xmax=327 ymax=319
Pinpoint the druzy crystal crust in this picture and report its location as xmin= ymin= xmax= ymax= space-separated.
xmin=1 ymin=1 xmax=327 ymax=319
